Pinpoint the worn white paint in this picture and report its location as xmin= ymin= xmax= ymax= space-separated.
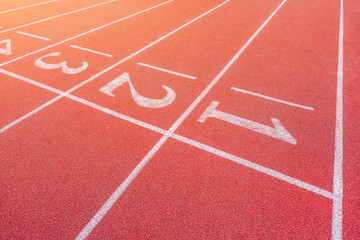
xmin=34 ymin=52 xmax=88 ymax=74
xmin=99 ymin=72 xmax=176 ymax=108
xmin=231 ymin=87 xmax=314 ymax=110
xmin=198 ymin=101 xmax=297 ymax=144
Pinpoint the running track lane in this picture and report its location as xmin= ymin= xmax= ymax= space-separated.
xmin=0 ymin=0 xmax=109 ymax=31
xmin=0 ymin=0 xmax=356 ymax=238
xmin=75 ymin=0 xmax=336 ymax=238
xmin=0 ymin=0 xmax=169 ymax=63
xmin=175 ymin=0 xmax=339 ymax=192
xmin=0 ymin=0 xmax=203 ymax=128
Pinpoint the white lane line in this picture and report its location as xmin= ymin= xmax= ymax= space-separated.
xmin=332 ymin=0 xmax=344 ymax=238
xmin=231 ymin=87 xmax=314 ymax=110
xmin=76 ymin=0 xmax=287 ymax=238
xmin=0 ymin=67 xmax=335 ymax=199
xmin=70 ymin=45 xmax=113 ymax=57
xmin=0 ymin=0 xmax=116 ymax=34
xmin=0 ymin=0 xmax=58 ymax=14
xmin=138 ymin=62 xmax=196 ymax=79
xmin=17 ymin=31 xmax=51 ymax=41
xmin=66 ymin=94 xmax=167 ymax=135
xmin=0 ymin=68 xmax=62 ymax=94
xmin=172 ymin=134 xmax=334 ymax=199
xmin=0 ymin=0 xmax=173 ymax=67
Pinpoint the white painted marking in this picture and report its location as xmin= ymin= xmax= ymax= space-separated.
xmin=0 ymin=67 xmax=334 ymax=199
xmin=70 ymin=45 xmax=113 ymax=57
xmin=0 ymin=0 xmax=116 ymax=34
xmin=0 ymin=0 xmax=58 ymax=14
xmin=17 ymin=31 xmax=51 ymax=41
xmin=171 ymin=133 xmax=334 ymax=198
xmin=231 ymin=87 xmax=314 ymax=110
xmin=0 ymin=0 xmax=173 ymax=67
xmin=34 ymin=52 xmax=88 ymax=74
xmin=138 ymin=62 xmax=196 ymax=79
xmin=0 ymin=39 xmax=12 ymax=55
xmin=76 ymin=1 xmax=286 ymax=238
xmin=198 ymin=101 xmax=297 ymax=144
xmin=332 ymin=0 xmax=344 ymax=238
xmin=0 ymin=93 xmax=64 ymax=134
xmin=99 ymin=72 xmax=176 ymax=108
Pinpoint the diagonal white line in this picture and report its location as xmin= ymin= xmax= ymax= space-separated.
xmin=0 ymin=0 xmax=58 ymax=14
xmin=171 ymin=134 xmax=334 ymax=199
xmin=70 ymin=45 xmax=113 ymax=57
xmin=138 ymin=62 xmax=196 ymax=79
xmin=0 ymin=0 xmax=173 ymax=67
xmin=332 ymin=0 xmax=344 ymax=238
xmin=231 ymin=87 xmax=314 ymax=110
xmin=17 ymin=31 xmax=51 ymax=41
xmin=0 ymin=0 xmax=116 ymax=34
xmin=0 ymin=68 xmax=62 ymax=94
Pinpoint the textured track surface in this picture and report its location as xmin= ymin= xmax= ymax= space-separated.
xmin=0 ymin=0 xmax=359 ymax=239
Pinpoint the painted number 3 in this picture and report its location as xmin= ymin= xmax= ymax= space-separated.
xmin=34 ymin=52 xmax=88 ymax=74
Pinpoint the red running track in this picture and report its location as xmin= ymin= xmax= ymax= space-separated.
xmin=0 ymin=0 xmax=359 ymax=239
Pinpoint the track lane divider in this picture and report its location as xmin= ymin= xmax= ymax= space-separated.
xmin=138 ymin=62 xmax=196 ymax=79
xmin=70 ymin=45 xmax=113 ymax=57
xmin=17 ymin=31 xmax=51 ymax=41
xmin=332 ymin=0 xmax=344 ymax=238
xmin=0 ymin=0 xmax=58 ymax=14
xmin=230 ymin=87 xmax=314 ymax=110
xmin=0 ymin=0 xmax=116 ymax=34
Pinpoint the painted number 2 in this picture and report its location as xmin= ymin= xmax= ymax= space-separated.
xmin=34 ymin=52 xmax=88 ymax=74
xmin=99 ymin=72 xmax=176 ymax=108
